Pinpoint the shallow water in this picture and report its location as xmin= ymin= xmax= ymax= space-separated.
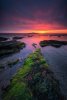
xmin=41 ymin=46 xmax=67 ymax=97
xmin=0 ymin=34 xmax=67 ymax=98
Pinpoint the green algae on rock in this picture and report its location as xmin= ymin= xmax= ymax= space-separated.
xmin=3 ymin=49 xmax=65 ymax=100
xmin=0 ymin=41 xmax=26 ymax=57
xmin=40 ymin=40 xmax=67 ymax=48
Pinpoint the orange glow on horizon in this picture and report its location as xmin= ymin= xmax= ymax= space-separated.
xmin=1 ymin=17 xmax=67 ymax=34
xmin=1 ymin=29 xmax=67 ymax=34
xmin=14 ymin=29 xmax=67 ymax=34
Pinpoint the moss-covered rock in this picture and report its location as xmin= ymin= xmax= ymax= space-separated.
xmin=0 ymin=41 xmax=26 ymax=57
xmin=40 ymin=40 xmax=67 ymax=48
xmin=3 ymin=49 xmax=65 ymax=100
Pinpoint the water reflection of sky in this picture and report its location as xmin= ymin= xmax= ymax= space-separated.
xmin=0 ymin=35 xmax=67 ymax=65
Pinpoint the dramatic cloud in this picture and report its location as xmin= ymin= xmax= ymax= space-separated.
xmin=0 ymin=0 xmax=67 ymax=33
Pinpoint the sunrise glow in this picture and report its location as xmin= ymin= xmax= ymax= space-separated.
xmin=0 ymin=0 xmax=67 ymax=34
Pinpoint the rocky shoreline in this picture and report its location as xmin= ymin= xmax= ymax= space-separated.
xmin=2 ymin=49 xmax=65 ymax=100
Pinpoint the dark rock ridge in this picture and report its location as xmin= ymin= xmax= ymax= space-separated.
xmin=0 ymin=37 xmax=8 ymax=41
xmin=13 ymin=36 xmax=24 ymax=40
xmin=0 ymin=40 xmax=25 ymax=57
xmin=40 ymin=40 xmax=67 ymax=48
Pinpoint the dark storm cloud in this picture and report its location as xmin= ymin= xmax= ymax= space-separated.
xmin=0 ymin=0 xmax=67 ymax=31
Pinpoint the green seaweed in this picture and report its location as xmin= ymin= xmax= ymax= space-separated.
xmin=3 ymin=49 xmax=65 ymax=100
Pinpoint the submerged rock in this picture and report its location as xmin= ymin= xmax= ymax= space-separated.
xmin=32 ymin=43 xmax=37 ymax=48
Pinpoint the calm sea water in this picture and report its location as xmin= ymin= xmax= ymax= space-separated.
xmin=0 ymin=34 xmax=67 ymax=99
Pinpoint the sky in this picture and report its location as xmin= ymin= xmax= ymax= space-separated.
xmin=0 ymin=0 xmax=67 ymax=33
